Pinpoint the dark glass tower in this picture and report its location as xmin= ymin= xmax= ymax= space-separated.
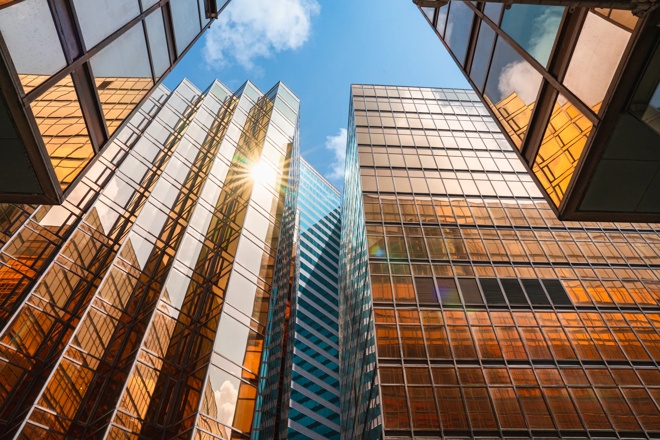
xmin=341 ymin=83 xmax=660 ymax=439
xmin=416 ymin=1 xmax=660 ymax=221
xmin=0 ymin=77 xmax=300 ymax=439
xmin=0 ymin=0 xmax=231 ymax=204
xmin=286 ymin=159 xmax=341 ymax=439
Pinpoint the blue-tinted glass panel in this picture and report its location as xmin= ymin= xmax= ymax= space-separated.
xmin=470 ymin=20 xmax=496 ymax=92
xmin=445 ymin=1 xmax=475 ymax=67
xmin=436 ymin=4 xmax=449 ymax=35
xmin=170 ymin=0 xmax=202 ymax=55
xmin=483 ymin=2 xmax=502 ymax=24
xmin=501 ymin=5 xmax=564 ymax=66
xmin=484 ymin=38 xmax=542 ymax=148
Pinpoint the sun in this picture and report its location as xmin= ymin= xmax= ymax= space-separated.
xmin=250 ymin=159 xmax=277 ymax=186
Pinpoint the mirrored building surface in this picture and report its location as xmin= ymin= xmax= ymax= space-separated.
xmin=0 ymin=77 xmax=301 ymax=439
xmin=417 ymin=1 xmax=660 ymax=221
xmin=287 ymin=159 xmax=341 ymax=439
xmin=341 ymin=84 xmax=660 ymax=439
xmin=0 ymin=0 xmax=231 ymax=204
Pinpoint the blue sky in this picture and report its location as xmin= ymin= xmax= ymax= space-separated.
xmin=164 ymin=0 xmax=468 ymax=188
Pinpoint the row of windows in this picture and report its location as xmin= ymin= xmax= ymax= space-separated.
xmin=352 ymin=85 xmax=479 ymax=102
xmin=374 ymin=314 xmax=660 ymax=363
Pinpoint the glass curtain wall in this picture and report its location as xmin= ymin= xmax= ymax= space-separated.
xmin=0 ymin=77 xmax=299 ymax=439
xmin=345 ymin=83 xmax=660 ymax=439
xmin=0 ymin=0 xmax=231 ymax=202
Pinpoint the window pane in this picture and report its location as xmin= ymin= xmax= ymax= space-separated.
xmin=171 ymin=0 xmax=202 ymax=55
xmin=445 ymin=1 xmax=475 ymax=67
xmin=145 ymin=10 xmax=171 ymax=79
xmin=73 ymin=0 xmax=140 ymax=49
xmin=500 ymin=5 xmax=564 ymax=66
xmin=436 ymin=4 xmax=449 ymax=35
xmin=484 ymin=38 xmax=542 ymax=148
xmin=90 ymin=24 xmax=154 ymax=135
xmin=0 ymin=0 xmax=66 ymax=93
xmin=564 ymin=12 xmax=631 ymax=112
xmin=30 ymin=75 xmax=94 ymax=190
xmin=483 ymin=2 xmax=502 ymax=24
xmin=469 ymin=20 xmax=496 ymax=93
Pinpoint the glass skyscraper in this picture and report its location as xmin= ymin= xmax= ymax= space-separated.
xmin=416 ymin=1 xmax=660 ymax=222
xmin=0 ymin=76 xmax=303 ymax=439
xmin=0 ymin=0 xmax=231 ymax=204
xmin=341 ymin=83 xmax=660 ymax=439
xmin=285 ymin=159 xmax=341 ymax=439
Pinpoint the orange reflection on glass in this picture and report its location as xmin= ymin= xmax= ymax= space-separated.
xmin=19 ymin=74 xmax=51 ymax=95
xmin=30 ymin=75 xmax=94 ymax=190
xmin=487 ymin=93 xmax=535 ymax=149
xmin=533 ymin=95 xmax=593 ymax=206
xmin=381 ymin=386 xmax=410 ymax=429
xmin=96 ymin=77 xmax=153 ymax=135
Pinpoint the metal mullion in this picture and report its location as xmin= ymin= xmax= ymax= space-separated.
xmin=140 ymin=19 xmax=160 ymax=85
xmin=521 ymin=8 xmax=588 ymax=165
xmin=161 ymin=0 xmax=178 ymax=66
xmin=24 ymin=1 xmax=165 ymax=104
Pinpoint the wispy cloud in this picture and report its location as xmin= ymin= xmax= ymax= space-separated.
xmin=497 ymin=8 xmax=560 ymax=105
xmin=203 ymin=0 xmax=320 ymax=71
xmin=325 ymin=128 xmax=347 ymax=182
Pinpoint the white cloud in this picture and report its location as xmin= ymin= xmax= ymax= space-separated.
xmin=203 ymin=0 xmax=320 ymax=70
xmin=325 ymin=128 xmax=347 ymax=182
xmin=496 ymin=8 xmax=560 ymax=105
xmin=498 ymin=60 xmax=543 ymax=105
xmin=214 ymin=380 xmax=238 ymax=426
xmin=528 ymin=8 xmax=563 ymax=65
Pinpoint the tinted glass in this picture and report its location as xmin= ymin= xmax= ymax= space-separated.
xmin=436 ymin=4 xmax=449 ymax=35
xmin=564 ymin=12 xmax=631 ymax=112
xmin=484 ymin=38 xmax=542 ymax=148
xmin=90 ymin=24 xmax=154 ymax=135
xmin=445 ymin=1 xmax=475 ymax=67
xmin=171 ymin=0 xmax=202 ymax=55
xmin=483 ymin=2 xmax=502 ymax=24
xmin=73 ymin=0 xmax=140 ymax=49
xmin=469 ymin=20 xmax=496 ymax=92
xmin=533 ymin=94 xmax=593 ymax=207
xmin=0 ymin=0 xmax=66 ymax=93
xmin=145 ymin=10 xmax=171 ymax=78
xmin=501 ymin=5 xmax=564 ymax=66
xmin=30 ymin=75 xmax=94 ymax=189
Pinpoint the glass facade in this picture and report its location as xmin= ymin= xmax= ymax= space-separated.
xmin=283 ymin=159 xmax=341 ymax=439
xmin=0 ymin=0 xmax=232 ymax=203
xmin=418 ymin=2 xmax=660 ymax=221
xmin=344 ymin=84 xmax=660 ymax=439
xmin=0 ymin=77 xmax=301 ymax=439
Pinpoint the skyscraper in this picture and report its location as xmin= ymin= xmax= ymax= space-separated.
xmin=416 ymin=1 xmax=660 ymax=221
xmin=286 ymin=159 xmax=341 ymax=439
xmin=0 ymin=76 xmax=302 ymax=439
xmin=256 ymin=158 xmax=342 ymax=439
xmin=0 ymin=0 xmax=231 ymax=204
xmin=341 ymin=84 xmax=660 ymax=439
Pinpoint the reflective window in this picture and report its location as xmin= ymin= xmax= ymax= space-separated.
xmin=564 ymin=12 xmax=631 ymax=112
xmin=145 ymin=10 xmax=171 ymax=79
xmin=30 ymin=75 xmax=94 ymax=189
xmin=73 ymin=0 xmax=140 ymax=49
xmin=483 ymin=2 xmax=502 ymax=24
xmin=90 ymin=24 xmax=154 ymax=135
xmin=0 ymin=0 xmax=66 ymax=93
xmin=171 ymin=0 xmax=202 ymax=55
xmin=469 ymin=20 xmax=496 ymax=92
xmin=445 ymin=1 xmax=475 ymax=67
xmin=501 ymin=5 xmax=564 ymax=66
xmin=533 ymin=94 xmax=593 ymax=206
xmin=484 ymin=38 xmax=542 ymax=148
xmin=435 ymin=4 xmax=449 ymax=35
